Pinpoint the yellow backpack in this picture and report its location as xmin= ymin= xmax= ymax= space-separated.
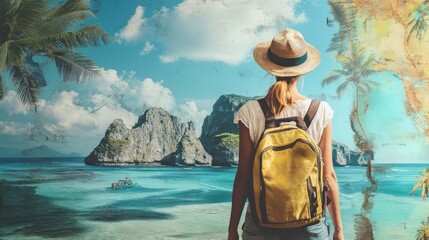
xmin=249 ymin=99 xmax=328 ymax=228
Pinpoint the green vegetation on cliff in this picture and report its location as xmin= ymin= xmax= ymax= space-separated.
xmin=95 ymin=136 xmax=128 ymax=155
xmin=212 ymin=133 xmax=239 ymax=151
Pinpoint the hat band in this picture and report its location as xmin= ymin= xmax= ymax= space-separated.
xmin=267 ymin=48 xmax=308 ymax=67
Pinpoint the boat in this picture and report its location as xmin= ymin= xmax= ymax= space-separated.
xmin=111 ymin=177 xmax=136 ymax=189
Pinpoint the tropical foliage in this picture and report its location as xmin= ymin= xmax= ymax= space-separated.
xmin=95 ymin=136 xmax=129 ymax=155
xmin=407 ymin=1 xmax=429 ymax=41
xmin=327 ymin=0 xmax=357 ymax=54
xmin=212 ymin=133 xmax=239 ymax=151
xmin=416 ymin=216 xmax=429 ymax=240
xmin=410 ymin=168 xmax=429 ymax=200
xmin=0 ymin=0 xmax=110 ymax=111
xmin=322 ymin=44 xmax=379 ymax=184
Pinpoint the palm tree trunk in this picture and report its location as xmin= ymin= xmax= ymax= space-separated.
xmin=355 ymin=184 xmax=377 ymax=240
xmin=354 ymin=87 xmax=376 ymax=184
xmin=354 ymin=87 xmax=370 ymax=141
xmin=352 ymin=87 xmax=377 ymax=239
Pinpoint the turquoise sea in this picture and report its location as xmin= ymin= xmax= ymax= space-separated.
xmin=0 ymin=157 xmax=428 ymax=240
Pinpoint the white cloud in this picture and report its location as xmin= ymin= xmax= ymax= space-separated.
xmin=175 ymin=101 xmax=209 ymax=136
xmin=127 ymin=78 xmax=176 ymax=112
xmin=159 ymin=55 xmax=179 ymax=63
xmin=41 ymin=91 xmax=137 ymax=136
xmin=38 ymin=72 xmax=176 ymax=136
xmin=90 ymin=68 xmax=129 ymax=94
xmin=139 ymin=41 xmax=156 ymax=55
xmin=115 ymin=5 xmax=146 ymax=42
xmin=79 ymin=68 xmax=176 ymax=114
xmin=0 ymin=91 xmax=30 ymax=115
xmin=0 ymin=121 xmax=33 ymax=135
xmin=153 ymin=0 xmax=306 ymax=64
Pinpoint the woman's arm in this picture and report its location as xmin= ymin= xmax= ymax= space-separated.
xmin=228 ymin=121 xmax=254 ymax=240
xmin=319 ymin=122 xmax=344 ymax=240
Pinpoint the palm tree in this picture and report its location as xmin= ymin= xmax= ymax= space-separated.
xmin=0 ymin=0 xmax=111 ymax=111
xmin=416 ymin=216 xmax=429 ymax=240
xmin=322 ymin=44 xmax=379 ymax=240
xmin=410 ymin=168 xmax=429 ymax=200
xmin=407 ymin=1 xmax=429 ymax=42
xmin=327 ymin=0 xmax=357 ymax=54
xmin=322 ymin=44 xmax=379 ymax=182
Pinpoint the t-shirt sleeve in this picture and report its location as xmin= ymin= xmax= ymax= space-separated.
xmin=233 ymin=102 xmax=252 ymax=129
xmin=320 ymin=101 xmax=334 ymax=129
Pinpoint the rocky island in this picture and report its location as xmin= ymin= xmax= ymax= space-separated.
xmin=86 ymin=94 xmax=368 ymax=167
xmin=85 ymin=108 xmax=212 ymax=166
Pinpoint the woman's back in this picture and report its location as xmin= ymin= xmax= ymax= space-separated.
xmin=234 ymin=98 xmax=333 ymax=147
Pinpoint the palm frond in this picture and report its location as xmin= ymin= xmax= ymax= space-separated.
xmin=361 ymin=54 xmax=375 ymax=70
xmin=407 ymin=3 xmax=429 ymax=42
xmin=415 ymin=217 xmax=429 ymax=240
xmin=6 ymin=41 xmax=25 ymax=67
xmin=9 ymin=66 xmax=41 ymax=110
xmin=411 ymin=180 xmax=424 ymax=195
xmin=336 ymin=80 xmax=352 ymax=99
xmin=362 ymin=80 xmax=381 ymax=92
xmin=0 ymin=42 xmax=8 ymax=71
xmin=10 ymin=0 xmax=48 ymax=39
xmin=23 ymin=25 xmax=111 ymax=50
xmin=422 ymin=182 xmax=427 ymax=200
xmin=46 ymin=50 xmax=100 ymax=82
xmin=322 ymin=73 xmax=341 ymax=86
xmin=411 ymin=168 xmax=429 ymax=200
xmin=44 ymin=10 xmax=95 ymax=34
xmin=49 ymin=0 xmax=90 ymax=19
xmin=361 ymin=68 xmax=377 ymax=77
xmin=327 ymin=1 xmax=357 ymax=53
xmin=333 ymin=68 xmax=352 ymax=76
xmin=45 ymin=0 xmax=95 ymax=34
xmin=0 ymin=0 xmax=110 ymax=109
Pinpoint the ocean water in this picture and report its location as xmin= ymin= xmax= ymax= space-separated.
xmin=0 ymin=158 xmax=428 ymax=240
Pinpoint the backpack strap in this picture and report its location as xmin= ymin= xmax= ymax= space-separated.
xmin=257 ymin=98 xmax=275 ymax=129
xmin=304 ymin=100 xmax=320 ymax=129
xmin=258 ymin=98 xmax=307 ymax=130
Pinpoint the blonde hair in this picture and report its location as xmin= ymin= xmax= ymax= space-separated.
xmin=266 ymin=76 xmax=299 ymax=116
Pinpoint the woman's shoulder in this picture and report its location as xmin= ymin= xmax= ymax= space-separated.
xmin=237 ymin=99 xmax=264 ymax=116
xmin=317 ymin=100 xmax=334 ymax=115
xmin=298 ymin=99 xmax=332 ymax=112
xmin=234 ymin=99 xmax=264 ymax=125
xmin=240 ymin=99 xmax=261 ymax=110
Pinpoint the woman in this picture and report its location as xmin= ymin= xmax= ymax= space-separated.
xmin=228 ymin=29 xmax=344 ymax=240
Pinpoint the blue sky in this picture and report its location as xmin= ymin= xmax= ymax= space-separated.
xmin=0 ymin=0 xmax=427 ymax=162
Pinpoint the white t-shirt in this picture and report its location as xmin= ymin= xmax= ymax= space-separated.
xmin=233 ymin=99 xmax=334 ymax=147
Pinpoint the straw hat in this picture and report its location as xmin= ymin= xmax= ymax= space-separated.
xmin=253 ymin=29 xmax=320 ymax=77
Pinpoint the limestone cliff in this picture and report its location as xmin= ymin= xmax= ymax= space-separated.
xmin=332 ymin=141 xmax=369 ymax=166
xmin=200 ymin=94 xmax=258 ymax=165
xmin=85 ymin=108 xmax=212 ymax=166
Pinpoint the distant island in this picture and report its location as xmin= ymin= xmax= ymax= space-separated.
xmin=0 ymin=145 xmax=82 ymax=158
xmin=86 ymin=94 xmax=370 ymax=167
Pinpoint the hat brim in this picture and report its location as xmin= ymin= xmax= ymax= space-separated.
xmin=253 ymin=41 xmax=321 ymax=77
